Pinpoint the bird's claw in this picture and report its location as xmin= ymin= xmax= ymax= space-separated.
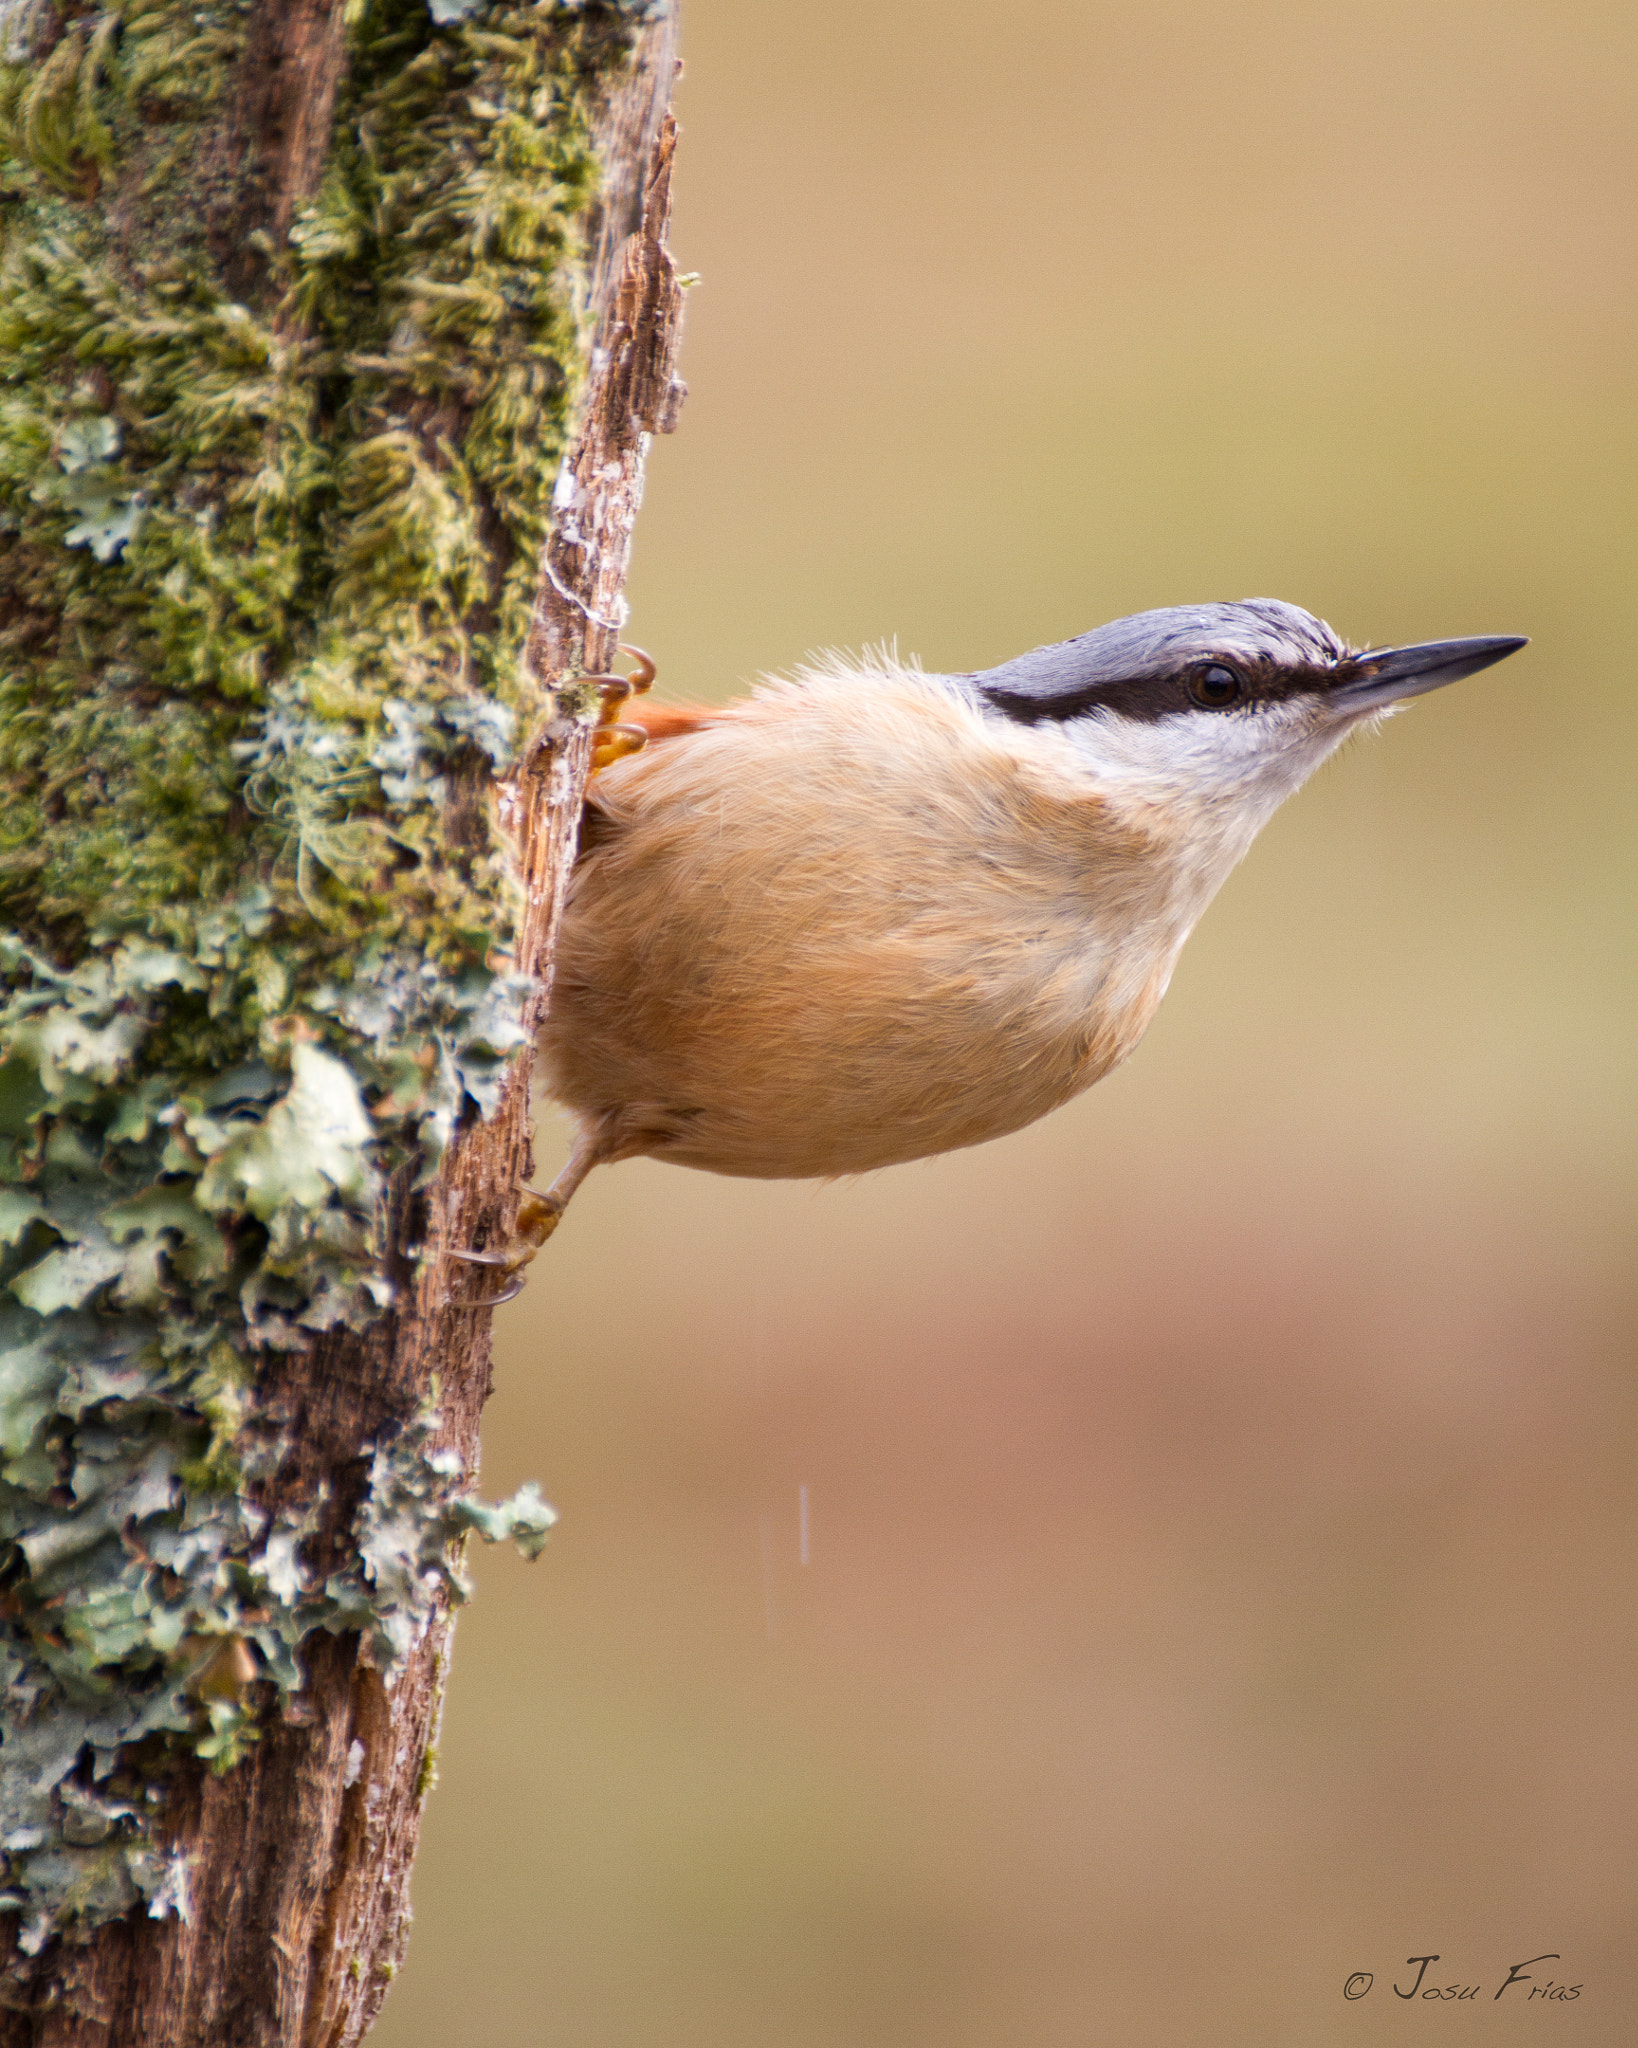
xmin=444 ymin=1274 xmax=527 ymax=1308
xmin=442 ymin=1184 xmax=565 ymax=1309
xmin=585 ymin=644 xmax=657 ymax=774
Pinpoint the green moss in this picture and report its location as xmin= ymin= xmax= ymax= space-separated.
xmin=0 ymin=0 xmax=657 ymax=1953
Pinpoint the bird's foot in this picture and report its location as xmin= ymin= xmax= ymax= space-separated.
xmin=584 ymin=644 xmax=657 ymax=774
xmin=590 ymin=723 xmax=647 ymax=772
xmin=444 ymin=1184 xmax=566 ymax=1308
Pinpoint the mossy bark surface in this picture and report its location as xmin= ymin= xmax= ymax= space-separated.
xmin=0 ymin=0 xmax=681 ymax=2036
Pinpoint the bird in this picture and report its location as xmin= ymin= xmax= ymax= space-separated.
xmin=451 ymin=600 xmax=1524 ymax=1299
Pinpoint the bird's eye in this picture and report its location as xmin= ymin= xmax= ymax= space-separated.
xmin=1189 ymin=663 xmax=1243 ymax=709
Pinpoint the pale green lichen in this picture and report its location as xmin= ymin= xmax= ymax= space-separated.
xmin=0 ymin=1382 xmax=552 ymax=1954
xmin=0 ymin=0 xmax=661 ymax=1953
xmin=324 ymin=1406 xmax=557 ymax=1667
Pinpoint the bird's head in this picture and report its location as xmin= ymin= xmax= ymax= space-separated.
xmin=967 ymin=598 xmax=1526 ymax=830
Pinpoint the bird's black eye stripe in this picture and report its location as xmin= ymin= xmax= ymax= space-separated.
xmin=1188 ymin=663 xmax=1243 ymax=709
xmin=980 ymin=667 xmax=1208 ymax=726
xmin=981 ymin=661 xmax=1255 ymax=726
xmin=980 ymin=679 xmax=1125 ymax=726
xmin=973 ymin=637 xmax=1357 ymax=729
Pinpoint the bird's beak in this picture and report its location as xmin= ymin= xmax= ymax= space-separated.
xmin=1329 ymin=634 xmax=1528 ymax=716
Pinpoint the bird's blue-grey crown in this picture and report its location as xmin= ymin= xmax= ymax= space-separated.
xmin=962 ymin=599 xmax=1349 ymax=727
xmin=961 ymin=599 xmax=1527 ymax=726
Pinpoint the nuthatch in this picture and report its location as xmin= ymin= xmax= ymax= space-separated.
xmin=453 ymin=600 xmax=1524 ymax=1298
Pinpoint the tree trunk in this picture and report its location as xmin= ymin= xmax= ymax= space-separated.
xmin=0 ymin=0 xmax=683 ymax=2039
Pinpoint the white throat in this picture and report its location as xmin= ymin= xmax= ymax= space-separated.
xmin=1050 ymin=700 xmax=1368 ymax=851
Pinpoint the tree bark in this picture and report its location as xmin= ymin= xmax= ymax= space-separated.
xmin=0 ymin=1 xmax=683 ymax=2041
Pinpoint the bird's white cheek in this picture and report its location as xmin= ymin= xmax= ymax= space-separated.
xmin=1062 ymin=709 xmax=1315 ymax=798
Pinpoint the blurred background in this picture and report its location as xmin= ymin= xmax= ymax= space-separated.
xmin=376 ymin=2 xmax=1637 ymax=2042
